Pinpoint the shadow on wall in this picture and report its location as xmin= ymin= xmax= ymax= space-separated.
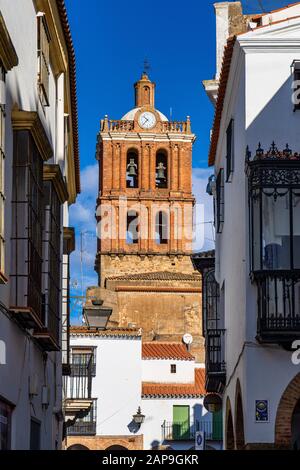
xmin=247 ymin=74 xmax=300 ymax=153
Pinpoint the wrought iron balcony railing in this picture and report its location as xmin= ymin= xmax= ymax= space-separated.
xmin=205 ymin=329 xmax=226 ymax=393
xmin=255 ymin=272 xmax=300 ymax=344
xmin=161 ymin=419 xmax=222 ymax=441
xmin=64 ymin=354 xmax=94 ymax=400
xmin=67 ymin=421 xmax=96 ymax=436
xmin=67 ymin=399 xmax=97 ymax=436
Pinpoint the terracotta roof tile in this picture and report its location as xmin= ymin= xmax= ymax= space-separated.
xmin=57 ymin=0 xmax=80 ymax=194
xmin=142 ymin=342 xmax=194 ymax=361
xmin=70 ymin=326 xmax=141 ymax=337
xmin=142 ymin=369 xmax=205 ymax=398
xmin=107 ymin=271 xmax=200 ymax=282
xmin=208 ymin=36 xmax=236 ymax=167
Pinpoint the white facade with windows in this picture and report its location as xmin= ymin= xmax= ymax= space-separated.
xmin=204 ymin=1 xmax=300 ymax=450
xmin=65 ymin=329 xmax=221 ymax=450
xmin=0 ymin=0 xmax=79 ymax=450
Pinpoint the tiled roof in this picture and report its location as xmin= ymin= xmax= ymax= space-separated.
xmin=142 ymin=369 xmax=205 ymax=398
xmin=208 ymin=36 xmax=236 ymax=167
xmin=70 ymin=326 xmax=141 ymax=337
xmin=57 ymin=0 xmax=80 ymax=194
xmin=107 ymin=271 xmax=200 ymax=282
xmin=142 ymin=343 xmax=194 ymax=361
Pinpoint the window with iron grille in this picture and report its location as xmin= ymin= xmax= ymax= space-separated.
xmin=170 ymin=364 xmax=176 ymax=374
xmin=0 ymin=63 xmax=5 ymax=278
xmin=292 ymin=60 xmax=300 ymax=111
xmin=37 ymin=14 xmax=50 ymax=107
xmin=11 ymin=131 xmax=44 ymax=318
xmin=216 ymin=169 xmax=224 ymax=233
xmin=226 ymin=119 xmax=234 ymax=181
xmin=71 ymin=348 xmax=96 ymax=376
xmin=42 ymin=181 xmax=61 ymax=342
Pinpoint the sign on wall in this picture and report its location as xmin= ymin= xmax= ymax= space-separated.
xmin=255 ymin=400 xmax=269 ymax=422
xmin=195 ymin=431 xmax=205 ymax=450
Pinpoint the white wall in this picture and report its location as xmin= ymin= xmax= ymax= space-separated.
xmin=213 ymin=18 xmax=300 ymax=446
xmin=142 ymin=359 xmax=196 ymax=384
xmin=0 ymin=0 xmax=70 ymax=449
xmin=142 ymin=397 xmax=210 ymax=450
xmin=70 ymin=335 xmax=142 ymax=437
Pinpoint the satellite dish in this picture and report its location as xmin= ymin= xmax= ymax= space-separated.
xmin=183 ymin=333 xmax=193 ymax=345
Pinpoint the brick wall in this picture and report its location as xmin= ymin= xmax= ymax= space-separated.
xmin=65 ymin=434 xmax=143 ymax=450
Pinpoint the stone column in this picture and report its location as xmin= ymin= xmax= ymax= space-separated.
xmin=120 ymin=143 xmax=126 ymax=191
xmin=178 ymin=145 xmax=183 ymax=191
xmin=170 ymin=143 xmax=178 ymax=191
xmin=149 ymin=144 xmax=156 ymax=191
xmin=141 ymin=143 xmax=149 ymax=191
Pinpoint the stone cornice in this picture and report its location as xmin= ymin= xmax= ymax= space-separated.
xmin=43 ymin=164 xmax=69 ymax=203
xmin=11 ymin=108 xmax=53 ymax=161
xmin=0 ymin=12 xmax=18 ymax=72
xmin=114 ymin=286 xmax=201 ymax=293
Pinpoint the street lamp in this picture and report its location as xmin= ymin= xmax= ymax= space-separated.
xmin=83 ymin=302 xmax=112 ymax=329
xmin=132 ymin=407 xmax=145 ymax=427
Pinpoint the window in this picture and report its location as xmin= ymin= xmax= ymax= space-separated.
xmin=247 ymin=143 xmax=300 ymax=340
xmin=226 ymin=119 xmax=234 ymax=181
xmin=249 ymin=167 xmax=300 ymax=272
xmin=156 ymin=150 xmax=168 ymax=188
xmin=216 ymin=169 xmax=224 ymax=233
xmin=203 ymin=270 xmax=220 ymax=333
xmin=42 ymin=181 xmax=61 ymax=343
xmin=37 ymin=13 xmax=50 ymax=107
xmin=71 ymin=348 xmax=96 ymax=376
xmin=155 ymin=211 xmax=168 ymax=245
xmin=11 ymin=131 xmax=44 ymax=318
xmin=30 ymin=418 xmax=41 ymax=450
xmin=292 ymin=60 xmax=300 ymax=111
xmin=0 ymin=63 xmax=5 ymax=278
xmin=144 ymin=86 xmax=150 ymax=105
xmin=126 ymin=149 xmax=138 ymax=188
xmin=126 ymin=210 xmax=139 ymax=244
xmin=170 ymin=364 xmax=176 ymax=374
xmin=0 ymin=399 xmax=13 ymax=450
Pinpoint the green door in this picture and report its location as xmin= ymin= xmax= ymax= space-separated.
xmin=172 ymin=405 xmax=190 ymax=440
xmin=212 ymin=410 xmax=223 ymax=440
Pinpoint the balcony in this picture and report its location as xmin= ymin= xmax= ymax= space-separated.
xmin=205 ymin=329 xmax=226 ymax=393
xmin=67 ymin=421 xmax=96 ymax=436
xmin=33 ymin=309 xmax=60 ymax=352
xmin=100 ymin=117 xmax=191 ymax=134
xmin=63 ymin=353 xmax=95 ymax=431
xmin=255 ymin=272 xmax=300 ymax=345
xmin=162 ymin=420 xmax=222 ymax=442
xmin=67 ymin=399 xmax=97 ymax=436
xmin=247 ymin=143 xmax=300 ymax=346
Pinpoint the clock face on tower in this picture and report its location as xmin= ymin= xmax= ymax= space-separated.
xmin=138 ymin=111 xmax=156 ymax=129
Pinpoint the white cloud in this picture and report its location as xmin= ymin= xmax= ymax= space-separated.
xmin=192 ymin=167 xmax=215 ymax=252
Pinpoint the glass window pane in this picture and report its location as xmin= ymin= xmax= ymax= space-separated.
xmin=293 ymin=191 xmax=300 ymax=269
xmin=252 ymin=190 xmax=261 ymax=271
xmin=262 ymin=189 xmax=290 ymax=270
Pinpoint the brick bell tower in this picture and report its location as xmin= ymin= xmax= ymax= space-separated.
xmin=94 ymin=73 xmax=204 ymax=361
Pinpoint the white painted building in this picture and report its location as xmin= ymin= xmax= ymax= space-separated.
xmin=203 ymin=1 xmax=300 ymax=450
xmin=65 ymin=327 xmax=221 ymax=450
xmin=0 ymin=0 xmax=79 ymax=449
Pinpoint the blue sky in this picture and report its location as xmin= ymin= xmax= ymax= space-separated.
xmin=65 ymin=0 xmax=291 ymax=322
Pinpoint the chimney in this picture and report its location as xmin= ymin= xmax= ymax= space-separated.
xmin=214 ymin=2 xmax=245 ymax=79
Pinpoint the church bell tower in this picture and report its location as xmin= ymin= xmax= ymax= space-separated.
xmin=94 ymin=73 xmax=203 ymax=360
